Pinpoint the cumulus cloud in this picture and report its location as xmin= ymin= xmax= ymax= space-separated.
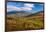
xmin=7 ymin=5 xmax=22 ymax=12
xmin=24 ymin=3 xmax=34 ymax=7
xmin=22 ymin=7 xmax=32 ymax=11
xmin=23 ymin=3 xmax=34 ymax=11
xmin=7 ymin=3 xmax=34 ymax=12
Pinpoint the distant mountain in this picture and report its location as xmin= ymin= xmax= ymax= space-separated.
xmin=25 ymin=11 xmax=44 ymax=17
xmin=7 ymin=11 xmax=44 ymax=17
xmin=7 ymin=11 xmax=32 ymax=17
xmin=7 ymin=11 xmax=16 ymax=14
xmin=7 ymin=11 xmax=25 ymax=14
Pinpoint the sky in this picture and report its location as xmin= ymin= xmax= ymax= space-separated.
xmin=7 ymin=2 xmax=44 ymax=13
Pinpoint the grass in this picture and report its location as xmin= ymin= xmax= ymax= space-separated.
xmin=6 ymin=13 xmax=44 ymax=31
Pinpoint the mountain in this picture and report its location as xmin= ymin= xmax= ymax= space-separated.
xmin=25 ymin=11 xmax=44 ymax=17
xmin=7 ymin=11 xmax=43 ymax=17
xmin=7 ymin=11 xmax=25 ymax=14
xmin=7 ymin=11 xmax=16 ymax=14
xmin=7 ymin=11 xmax=32 ymax=17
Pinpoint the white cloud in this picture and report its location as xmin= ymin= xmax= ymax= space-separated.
xmin=24 ymin=3 xmax=34 ymax=7
xmin=7 ymin=4 xmax=34 ymax=12
xmin=22 ymin=7 xmax=32 ymax=11
xmin=23 ymin=4 xmax=34 ymax=11
xmin=7 ymin=5 xmax=22 ymax=12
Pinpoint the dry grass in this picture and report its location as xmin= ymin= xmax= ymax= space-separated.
xmin=6 ymin=13 xmax=44 ymax=31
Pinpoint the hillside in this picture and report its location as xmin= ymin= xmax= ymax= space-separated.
xmin=6 ymin=11 xmax=44 ymax=31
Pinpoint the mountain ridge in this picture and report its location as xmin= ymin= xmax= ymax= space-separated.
xmin=7 ymin=11 xmax=43 ymax=17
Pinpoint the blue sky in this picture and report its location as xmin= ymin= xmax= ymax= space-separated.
xmin=7 ymin=2 xmax=44 ymax=13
